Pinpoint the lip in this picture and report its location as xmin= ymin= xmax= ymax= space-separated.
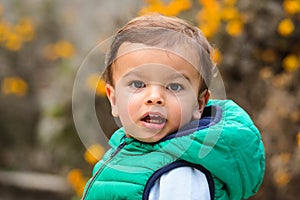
xmin=141 ymin=111 xmax=165 ymax=119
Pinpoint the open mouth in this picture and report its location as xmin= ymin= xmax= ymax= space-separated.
xmin=142 ymin=114 xmax=166 ymax=124
xmin=141 ymin=113 xmax=166 ymax=130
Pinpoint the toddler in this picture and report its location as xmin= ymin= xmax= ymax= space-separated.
xmin=82 ymin=14 xmax=265 ymax=200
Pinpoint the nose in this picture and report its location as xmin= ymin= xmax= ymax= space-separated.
xmin=145 ymin=84 xmax=165 ymax=106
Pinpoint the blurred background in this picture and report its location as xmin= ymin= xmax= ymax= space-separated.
xmin=0 ymin=0 xmax=299 ymax=199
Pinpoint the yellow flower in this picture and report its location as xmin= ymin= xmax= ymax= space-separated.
xmin=86 ymin=74 xmax=107 ymax=96
xmin=283 ymin=0 xmax=300 ymax=15
xmin=0 ymin=17 xmax=35 ymax=51
xmin=14 ymin=17 xmax=35 ymax=42
xmin=198 ymin=0 xmax=245 ymax=38
xmin=197 ymin=6 xmax=221 ymax=38
xmin=278 ymin=18 xmax=294 ymax=36
xmin=4 ymin=31 xmax=23 ymax=51
xmin=54 ymin=40 xmax=75 ymax=59
xmin=1 ymin=76 xmax=28 ymax=96
xmin=0 ymin=7 xmax=35 ymax=51
xmin=43 ymin=40 xmax=75 ymax=60
xmin=95 ymin=78 xmax=107 ymax=96
xmin=226 ymin=19 xmax=244 ymax=37
xmin=197 ymin=0 xmax=223 ymax=38
xmin=221 ymin=6 xmax=240 ymax=21
xmin=84 ymin=144 xmax=105 ymax=165
xmin=139 ymin=0 xmax=192 ymax=16
xmin=169 ymin=0 xmax=192 ymax=13
xmin=199 ymin=0 xmax=217 ymax=7
xmin=199 ymin=21 xmax=220 ymax=39
xmin=211 ymin=48 xmax=222 ymax=64
xmin=67 ymin=169 xmax=83 ymax=184
xmin=139 ymin=1 xmax=164 ymax=15
xmin=67 ymin=169 xmax=87 ymax=196
xmin=282 ymin=54 xmax=299 ymax=72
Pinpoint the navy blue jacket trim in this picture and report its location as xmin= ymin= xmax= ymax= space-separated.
xmin=142 ymin=160 xmax=215 ymax=200
xmin=163 ymin=105 xmax=222 ymax=141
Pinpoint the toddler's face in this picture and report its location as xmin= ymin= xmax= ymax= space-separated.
xmin=106 ymin=45 xmax=207 ymax=143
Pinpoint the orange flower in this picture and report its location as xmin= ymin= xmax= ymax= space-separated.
xmin=86 ymin=74 xmax=107 ymax=96
xmin=67 ymin=169 xmax=83 ymax=184
xmin=0 ymin=16 xmax=35 ymax=51
xmin=168 ymin=0 xmax=192 ymax=15
xmin=199 ymin=0 xmax=217 ymax=7
xmin=84 ymin=144 xmax=105 ymax=165
xmin=43 ymin=40 xmax=75 ymax=60
xmin=278 ymin=18 xmax=294 ymax=36
xmin=297 ymin=132 xmax=300 ymax=148
xmin=198 ymin=0 xmax=245 ymax=38
xmin=67 ymin=169 xmax=87 ymax=196
xmin=14 ymin=17 xmax=35 ymax=42
xmin=221 ymin=6 xmax=240 ymax=21
xmin=282 ymin=54 xmax=299 ymax=72
xmin=226 ymin=19 xmax=244 ymax=37
xmin=197 ymin=3 xmax=221 ymax=38
xmin=54 ymin=40 xmax=75 ymax=59
xmin=283 ymin=0 xmax=300 ymax=15
xmin=139 ymin=0 xmax=192 ymax=16
xmin=1 ymin=76 xmax=28 ymax=96
xmin=211 ymin=48 xmax=222 ymax=64
xmin=5 ymin=32 xmax=23 ymax=51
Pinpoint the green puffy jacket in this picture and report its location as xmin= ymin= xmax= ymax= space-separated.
xmin=82 ymin=99 xmax=265 ymax=200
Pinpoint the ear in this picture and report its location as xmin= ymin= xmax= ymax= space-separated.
xmin=105 ymin=84 xmax=119 ymax=117
xmin=192 ymin=90 xmax=211 ymax=120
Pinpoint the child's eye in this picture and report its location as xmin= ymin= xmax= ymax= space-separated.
xmin=130 ymin=80 xmax=146 ymax=89
xmin=166 ymin=83 xmax=183 ymax=92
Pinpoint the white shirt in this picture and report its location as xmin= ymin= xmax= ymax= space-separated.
xmin=149 ymin=167 xmax=211 ymax=200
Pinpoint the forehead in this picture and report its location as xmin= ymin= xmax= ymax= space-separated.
xmin=112 ymin=43 xmax=200 ymax=83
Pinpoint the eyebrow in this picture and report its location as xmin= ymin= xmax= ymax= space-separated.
xmin=122 ymin=70 xmax=146 ymax=79
xmin=122 ymin=70 xmax=191 ymax=82
xmin=168 ymin=72 xmax=191 ymax=82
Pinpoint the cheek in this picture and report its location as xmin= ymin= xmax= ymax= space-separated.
xmin=166 ymin=98 xmax=184 ymax=122
xmin=116 ymin=90 xmax=142 ymax=120
xmin=114 ymin=89 xmax=130 ymax=117
xmin=170 ymin=95 xmax=198 ymax=122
